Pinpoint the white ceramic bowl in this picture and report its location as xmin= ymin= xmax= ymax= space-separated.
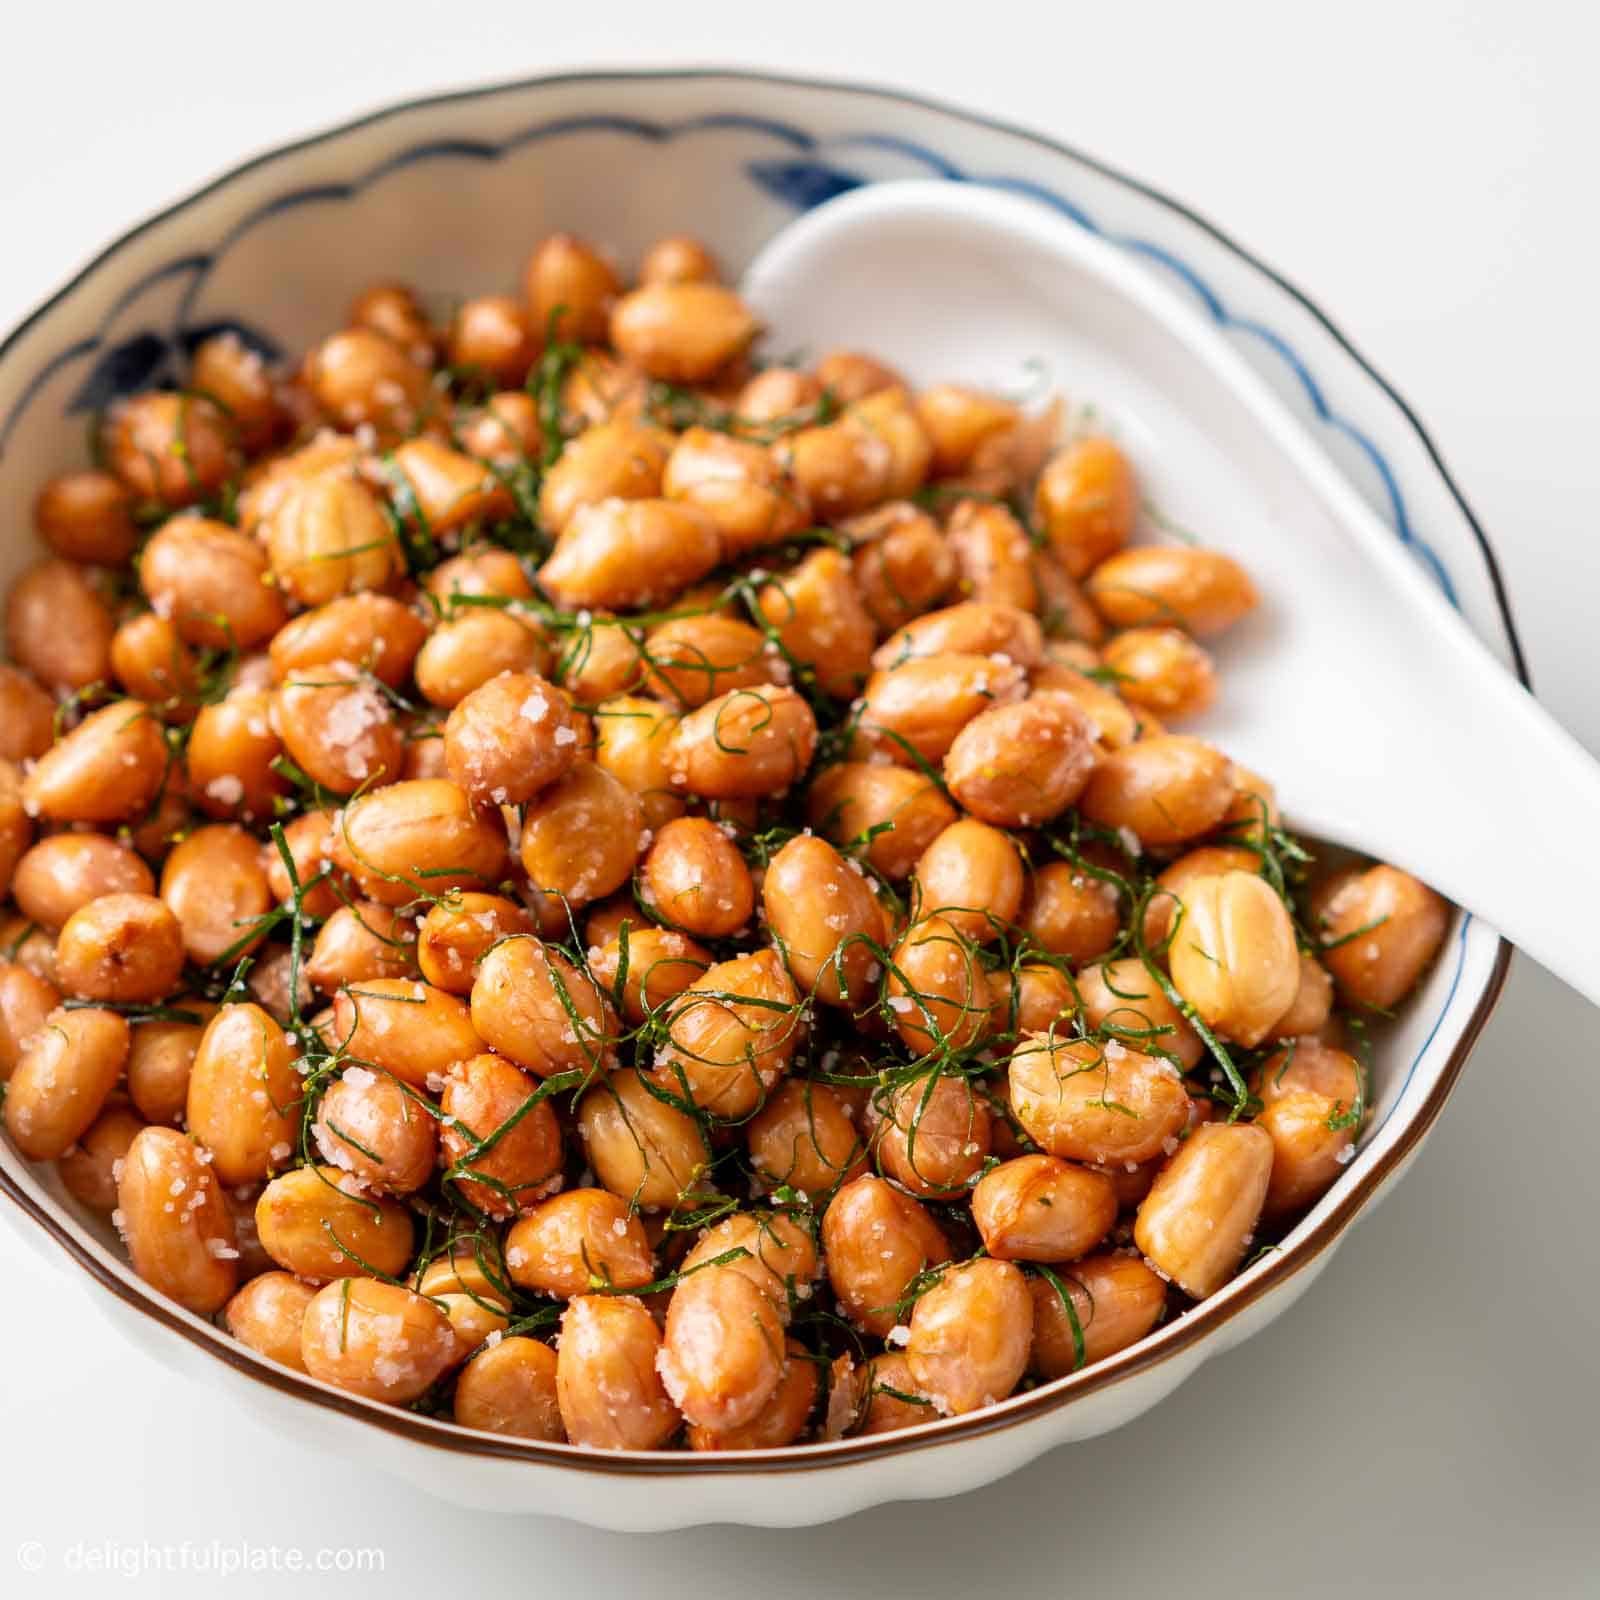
xmin=0 ymin=69 xmax=1515 ymax=1531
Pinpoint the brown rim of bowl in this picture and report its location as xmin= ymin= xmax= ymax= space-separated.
xmin=0 ymin=66 xmax=1523 ymax=1476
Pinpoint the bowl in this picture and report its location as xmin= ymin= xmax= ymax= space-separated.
xmin=0 ymin=68 xmax=1515 ymax=1531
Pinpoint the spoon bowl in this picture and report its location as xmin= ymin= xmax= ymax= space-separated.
xmin=744 ymin=180 xmax=1600 ymax=1008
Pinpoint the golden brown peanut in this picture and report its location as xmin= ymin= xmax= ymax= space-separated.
xmin=1077 ymin=957 xmax=1203 ymax=1070
xmin=1169 ymin=871 xmax=1300 ymax=1048
xmin=1033 ymin=551 xmax=1107 ymax=645
xmin=187 ymin=690 xmax=288 ymax=820
xmin=334 ymin=779 xmax=508 ymax=907
xmin=414 ymin=610 xmax=550 ymax=708
xmin=850 ymin=1353 xmax=937 ymax=1436
xmin=1086 ymin=545 xmax=1259 ymax=637
xmin=656 ymin=949 xmax=800 ymax=1118
xmin=470 ymin=934 xmax=617 ymax=1079
xmin=275 ymin=662 xmax=404 ymax=796
xmin=116 ymin=1125 xmax=239 ymax=1313
xmin=426 ymin=548 xmax=535 ymax=605
xmin=872 ymin=600 xmax=1044 ymax=672
xmin=54 ymin=893 xmax=184 ymax=1003
xmin=556 ymin=1294 xmax=681 ymax=1450
xmin=1221 ymin=763 xmax=1279 ymax=847
xmin=255 ymin=1165 xmax=413 ymax=1281
xmin=537 ymin=418 xmax=673 ymax=535
xmin=912 ymin=819 xmax=1023 ymax=945
xmin=1029 ymin=662 xmax=1145 ymax=750
xmin=0 ymin=666 xmax=56 ymax=761
xmin=1255 ymin=1038 xmax=1364 ymax=1112
xmin=0 ymin=918 xmax=58 ymax=984
xmin=971 ymin=1154 xmax=1117 ymax=1262
xmin=1257 ymin=1089 xmax=1355 ymax=1219
xmin=224 ymin=1271 xmax=317 ymax=1371
xmin=268 ymin=593 xmax=427 ymax=690
xmin=4 ymin=558 xmax=115 ymax=691
xmin=815 ymin=350 xmax=903 ymax=405
xmin=805 ymin=762 xmax=957 ymax=881
xmin=160 ymin=824 xmax=273 ymax=966
xmin=540 ymin=498 xmax=721 ymax=611
xmin=946 ymin=499 xmax=1038 ymax=612
xmin=658 ymin=1265 xmax=786 ymax=1431
xmin=874 ymin=1073 xmax=992 ymax=1198
xmin=588 ymin=923 xmax=709 ymax=1025
xmin=753 ymin=548 xmax=878 ymax=698
xmin=1142 ymin=844 xmax=1261 ymax=954
xmin=679 ymin=1211 xmax=820 ymax=1309
xmin=110 ymin=612 xmax=199 ymax=712
xmin=687 ymin=1339 xmax=816 ymax=1451
xmin=906 ymin=1258 xmax=1032 ymax=1415
xmin=555 ymin=619 xmax=647 ymax=702
xmin=58 ymin=1098 xmax=145 ymax=1214
xmin=3 ymin=1006 xmax=127 ymax=1159
xmin=439 ymin=1052 xmax=562 ymax=1217
xmin=945 ymin=693 xmax=1099 ymax=828
xmin=313 ymin=1066 xmax=436 ymax=1193
xmin=446 ymin=294 xmax=537 ymax=385
xmin=305 ymin=902 xmax=416 ymax=994
xmin=0 ymin=963 xmax=58 ymax=1081
xmin=21 ymin=700 xmax=167 ymax=825
xmin=611 ymin=282 xmax=758 ymax=382
xmin=733 ymin=366 xmax=822 ymax=425
xmin=1269 ymin=953 xmax=1335 ymax=1040
xmin=458 ymin=390 xmax=543 ymax=468
xmin=1314 ymin=863 xmax=1450 ymax=1011
xmin=823 ymin=1175 xmax=952 ymax=1337
xmin=140 ymin=517 xmax=288 ymax=650
xmin=103 ymin=391 xmax=236 ymax=506
xmin=1000 ymin=962 xmax=1078 ymax=1040
xmin=235 ymin=432 xmax=366 ymax=534
xmin=1028 ymin=1251 xmax=1168 ymax=1377
xmin=123 ymin=1014 xmax=204 ymax=1125
xmin=640 ymin=234 xmax=720 ymax=286
xmin=348 ymin=281 xmax=436 ymax=357
xmin=1134 ymin=1121 xmax=1274 ymax=1298
xmin=850 ymin=506 xmax=958 ymax=634
xmin=264 ymin=475 xmax=402 ymax=607
xmin=302 ymin=328 xmax=431 ymax=433
xmin=856 ymin=652 xmax=1028 ymax=765
xmin=301 ymin=1278 xmax=455 ymax=1402
xmin=0 ymin=760 xmax=29 ymax=896
xmin=665 ymin=685 xmax=819 ymax=799
xmin=916 ymin=385 xmax=1021 ymax=476
xmin=434 ymin=1291 xmax=512 ymax=1362
xmin=1010 ymin=1035 xmax=1191 ymax=1166
xmin=641 ymin=817 xmax=754 ymax=939
xmin=518 ymin=761 xmax=643 ymax=911
xmin=389 ymin=436 xmax=514 ymax=534
xmin=13 ymin=835 xmax=152 ymax=931
xmin=590 ymin=696 xmax=686 ymax=831
xmin=330 ymin=977 xmax=480 ymax=1090
xmin=526 ymin=233 xmax=620 ymax=344
xmin=415 ymin=892 xmax=534 ymax=994
xmin=577 ymin=1068 xmax=709 ymax=1211
xmin=505 ymin=1188 xmax=654 ymax=1300
xmin=1079 ymin=734 xmax=1236 ymax=847
xmin=662 ymin=427 xmax=811 ymax=557
xmin=454 ymin=1337 xmax=564 ymax=1440
xmin=34 ymin=470 xmax=138 ymax=564
xmin=442 ymin=670 xmax=580 ymax=808
xmin=1102 ymin=627 xmax=1218 ymax=720
xmin=1034 ymin=437 xmax=1136 ymax=578
xmin=191 ymin=331 xmax=283 ymax=453
xmin=762 ymin=834 xmax=888 ymax=1006
xmin=642 ymin=615 xmax=780 ymax=710
xmin=885 ymin=915 xmax=988 ymax=1055
xmin=262 ymin=808 xmax=344 ymax=920
xmin=777 ymin=414 xmax=892 ymax=519
xmin=746 ymin=1080 xmax=867 ymax=1196
xmin=1020 ymin=861 xmax=1122 ymax=967
xmin=184 ymin=1003 xmax=301 ymax=1184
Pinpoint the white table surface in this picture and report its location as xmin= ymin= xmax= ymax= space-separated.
xmin=2 ymin=3 xmax=1597 ymax=1594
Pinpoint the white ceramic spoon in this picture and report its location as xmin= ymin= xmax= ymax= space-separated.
xmin=742 ymin=180 xmax=1600 ymax=1008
